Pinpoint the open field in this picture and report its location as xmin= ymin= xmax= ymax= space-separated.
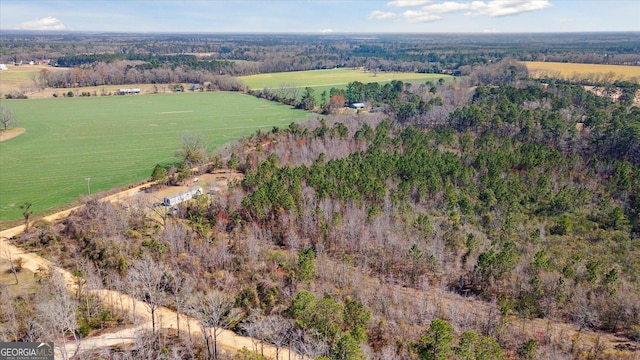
xmin=0 ymin=64 xmax=67 ymax=95
xmin=524 ymin=61 xmax=640 ymax=83
xmin=240 ymin=68 xmax=452 ymax=90
xmin=0 ymin=92 xmax=313 ymax=221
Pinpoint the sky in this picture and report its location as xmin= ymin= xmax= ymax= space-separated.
xmin=0 ymin=0 xmax=638 ymax=34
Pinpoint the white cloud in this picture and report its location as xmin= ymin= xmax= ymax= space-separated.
xmin=19 ymin=17 xmax=68 ymax=30
xmin=465 ymin=0 xmax=552 ymax=17
xmin=373 ymin=0 xmax=551 ymax=23
xmin=320 ymin=28 xmax=334 ymax=33
xmin=387 ymin=0 xmax=433 ymax=7
xmin=422 ymin=1 xmax=473 ymax=13
xmin=369 ymin=10 xmax=399 ymax=20
xmin=403 ymin=10 xmax=441 ymax=22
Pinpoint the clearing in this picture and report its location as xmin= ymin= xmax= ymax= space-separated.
xmin=524 ymin=61 xmax=640 ymax=83
xmin=240 ymin=68 xmax=452 ymax=90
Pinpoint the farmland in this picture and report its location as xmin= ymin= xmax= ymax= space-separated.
xmin=0 ymin=64 xmax=67 ymax=96
xmin=0 ymin=92 xmax=313 ymax=221
xmin=524 ymin=61 xmax=640 ymax=83
xmin=0 ymin=63 xmax=161 ymax=99
xmin=240 ymin=68 xmax=452 ymax=92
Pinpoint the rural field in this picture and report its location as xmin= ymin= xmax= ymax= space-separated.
xmin=0 ymin=64 xmax=67 ymax=96
xmin=240 ymin=68 xmax=452 ymax=92
xmin=0 ymin=63 xmax=166 ymax=99
xmin=0 ymin=92 xmax=313 ymax=222
xmin=524 ymin=61 xmax=640 ymax=83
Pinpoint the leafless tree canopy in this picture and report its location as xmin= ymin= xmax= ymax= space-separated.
xmin=0 ymin=104 xmax=17 ymax=130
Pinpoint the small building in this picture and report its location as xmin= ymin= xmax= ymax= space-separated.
xmin=163 ymin=187 xmax=203 ymax=206
xmin=118 ymin=88 xmax=141 ymax=95
xmin=349 ymin=102 xmax=366 ymax=109
xmin=0 ymin=64 xmax=7 ymax=71
xmin=189 ymin=83 xmax=200 ymax=91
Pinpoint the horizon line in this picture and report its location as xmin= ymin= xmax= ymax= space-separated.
xmin=2 ymin=29 xmax=639 ymax=35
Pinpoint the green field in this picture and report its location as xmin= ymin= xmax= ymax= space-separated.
xmin=240 ymin=68 xmax=452 ymax=92
xmin=0 ymin=92 xmax=313 ymax=221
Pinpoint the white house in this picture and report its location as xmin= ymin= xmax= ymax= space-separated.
xmin=118 ymin=88 xmax=141 ymax=95
xmin=163 ymin=187 xmax=203 ymax=206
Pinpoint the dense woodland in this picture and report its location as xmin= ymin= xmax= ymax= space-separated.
xmin=1 ymin=32 xmax=640 ymax=359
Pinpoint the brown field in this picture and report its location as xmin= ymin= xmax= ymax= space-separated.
xmin=0 ymin=128 xmax=26 ymax=142
xmin=525 ymin=61 xmax=640 ymax=83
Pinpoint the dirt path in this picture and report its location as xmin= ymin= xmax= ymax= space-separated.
xmin=0 ymin=173 xmax=296 ymax=360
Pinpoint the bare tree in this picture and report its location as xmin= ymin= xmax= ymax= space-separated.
xmin=176 ymin=132 xmax=208 ymax=167
xmin=138 ymin=196 xmax=171 ymax=229
xmin=0 ymin=104 xmax=17 ymax=130
xmin=292 ymin=328 xmax=328 ymax=360
xmin=189 ymin=291 xmax=232 ymax=360
xmin=0 ymin=283 xmax=22 ymax=342
xmin=20 ymin=202 xmax=31 ymax=233
xmin=240 ymin=312 xmax=293 ymax=358
xmin=34 ymin=270 xmax=80 ymax=360
xmin=126 ymin=255 xmax=168 ymax=334
xmin=1 ymin=243 xmax=21 ymax=284
xmin=132 ymin=329 xmax=160 ymax=360
xmin=264 ymin=314 xmax=294 ymax=360
xmin=167 ymin=266 xmax=195 ymax=339
xmin=241 ymin=312 xmax=264 ymax=355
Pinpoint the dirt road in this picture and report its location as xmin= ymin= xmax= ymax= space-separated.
xmin=0 ymin=174 xmax=295 ymax=360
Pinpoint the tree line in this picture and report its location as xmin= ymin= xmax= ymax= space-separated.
xmin=3 ymin=32 xmax=639 ymax=84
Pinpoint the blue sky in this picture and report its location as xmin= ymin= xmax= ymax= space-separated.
xmin=1 ymin=0 xmax=638 ymax=33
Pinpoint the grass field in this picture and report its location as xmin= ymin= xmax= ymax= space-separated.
xmin=524 ymin=61 xmax=640 ymax=83
xmin=240 ymin=68 xmax=452 ymax=91
xmin=0 ymin=92 xmax=313 ymax=221
xmin=0 ymin=64 xmax=67 ymax=94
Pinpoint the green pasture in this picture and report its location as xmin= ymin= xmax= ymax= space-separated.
xmin=240 ymin=68 xmax=452 ymax=92
xmin=0 ymin=92 xmax=313 ymax=221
